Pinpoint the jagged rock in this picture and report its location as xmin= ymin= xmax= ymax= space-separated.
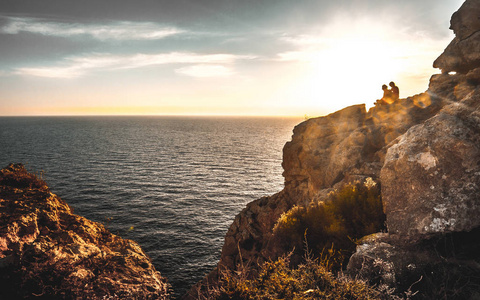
xmin=381 ymin=96 xmax=480 ymax=237
xmin=347 ymin=233 xmax=427 ymax=288
xmin=193 ymin=1 xmax=480 ymax=298
xmin=348 ymin=230 xmax=480 ymax=299
xmin=282 ymin=97 xmax=443 ymax=204
xmin=282 ymin=105 xmax=368 ymax=201
xmin=0 ymin=163 xmax=170 ymax=299
xmin=197 ymin=93 xmax=446 ymax=295
xmin=428 ymin=73 xmax=475 ymax=103
xmin=219 ymin=192 xmax=292 ymax=270
xmin=433 ymin=0 xmax=480 ymax=73
xmin=381 ymin=0 xmax=480 ymax=239
xmin=348 ymin=2 xmax=480 ymax=297
xmin=450 ymin=0 xmax=480 ymax=40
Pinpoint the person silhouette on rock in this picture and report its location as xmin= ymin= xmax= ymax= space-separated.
xmin=389 ymin=81 xmax=399 ymax=102
xmin=381 ymin=84 xmax=392 ymax=104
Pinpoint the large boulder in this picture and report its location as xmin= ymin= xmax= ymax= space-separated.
xmin=381 ymin=0 xmax=480 ymax=239
xmin=347 ymin=229 xmax=480 ymax=299
xmin=381 ymin=94 xmax=480 ymax=237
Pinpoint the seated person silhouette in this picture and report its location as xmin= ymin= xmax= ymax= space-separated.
xmin=389 ymin=81 xmax=399 ymax=102
xmin=381 ymin=84 xmax=393 ymax=104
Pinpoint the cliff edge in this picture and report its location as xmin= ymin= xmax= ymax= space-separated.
xmin=0 ymin=163 xmax=170 ymax=299
xmin=194 ymin=0 xmax=480 ymax=298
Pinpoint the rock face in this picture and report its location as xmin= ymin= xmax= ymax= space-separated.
xmin=282 ymin=94 xmax=444 ymax=204
xmin=214 ymin=93 xmax=445 ymax=275
xmin=433 ymin=0 xmax=480 ymax=74
xmin=200 ymin=0 xmax=480 ymax=298
xmin=380 ymin=0 xmax=480 ymax=240
xmin=349 ymin=1 xmax=480 ymax=297
xmin=381 ymin=98 xmax=480 ymax=237
xmin=0 ymin=163 xmax=169 ymax=299
xmin=282 ymin=104 xmax=369 ymax=201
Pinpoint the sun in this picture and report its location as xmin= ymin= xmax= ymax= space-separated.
xmin=275 ymin=16 xmax=447 ymax=116
xmin=299 ymin=37 xmax=404 ymax=112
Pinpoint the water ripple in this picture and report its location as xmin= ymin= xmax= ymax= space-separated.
xmin=0 ymin=116 xmax=301 ymax=297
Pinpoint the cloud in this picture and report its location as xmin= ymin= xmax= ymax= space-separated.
xmin=121 ymin=53 xmax=250 ymax=69
xmin=1 ymin=16 xmax=183 ymax=40
xmin=175 ymin=65 xmax=234 ymax=78
xmin=280 ymin=34 xmax=328 ymax=47
xmin=14 ymin=52 xmax=255 ymax=78
xmin=15 ymin=67 xmax=82 ymax=79
xmin=276 ymin=15 xmax=452 ymax=64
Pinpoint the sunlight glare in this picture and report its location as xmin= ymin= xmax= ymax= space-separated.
xmin=279 ymin=16 xmax=450 ymax=114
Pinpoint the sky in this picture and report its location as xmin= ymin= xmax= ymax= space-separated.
xmin=0 ymin=0 xmax=465 ymax=116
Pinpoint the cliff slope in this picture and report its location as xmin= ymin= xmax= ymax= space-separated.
xmin=197 ymin=0 xmax=480 ymax=298
xmin=0 ymin=163 xmax=170 ymax=299
xmin=349 ymin=1 xmax=480 ymax=297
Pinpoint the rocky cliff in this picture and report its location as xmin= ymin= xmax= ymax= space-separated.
xmin=348 ymin=1 xmax=480 ymax=297
xmin=0 ymin=163 xmax=169 ymax=299
xmin=196 ymin=0 xmax=480 ymax=298
xmin=216 ymin=93 xmax=444 ymax=272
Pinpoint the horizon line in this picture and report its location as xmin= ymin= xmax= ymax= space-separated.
xmin=0 ymin=113 xmax=307 ymax=118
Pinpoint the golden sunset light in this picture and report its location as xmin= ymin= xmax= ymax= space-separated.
xmin=2 ymin=0 xmax=480 ymax=298
xmin=0 ymin=0 xmax=463 ymax=116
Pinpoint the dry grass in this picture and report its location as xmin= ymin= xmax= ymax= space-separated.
xmin=199 ymin=251 xmax=389 ymax=300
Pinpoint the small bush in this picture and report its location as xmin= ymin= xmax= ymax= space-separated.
xmin=273 ymin=179 xmax=386 ymax=264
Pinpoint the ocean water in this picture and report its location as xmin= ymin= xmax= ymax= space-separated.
xmin=0 ymin=116 xmax=301 ymax=297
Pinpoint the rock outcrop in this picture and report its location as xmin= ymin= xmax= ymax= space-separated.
xmin=214 ymin=92 xmax=446 ymax=275
xmin=0 ymin=163 xmax=169 ymax=299
xmin=381 ymin=97 xmax=480 ymax=237
xmin=197 ymin=0 xmax=480 ymax=298
xmin=433 ymin=0 xmax=480 ymax=74
xmin=349 ymin=0 xmax=480 ymax=298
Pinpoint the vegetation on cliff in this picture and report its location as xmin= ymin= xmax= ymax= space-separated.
xmin=273 ymin=179 xmax=386 ymax=265
xmin=191 ymin=179 xmax=392 ymax=299
xmin=201 ymin=252 xmax=391 ymax=300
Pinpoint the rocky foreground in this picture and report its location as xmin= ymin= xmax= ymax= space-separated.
xmin=0 ymin=163 xmax=169 ymax=299
xmin=191 ymin=0 xmax=480 ymax=298
xmin=2 ymin=0 xmax=480 ymax=299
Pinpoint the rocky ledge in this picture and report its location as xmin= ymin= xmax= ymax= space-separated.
xmin=192 ymin=0 xmax=480 ymax=299
xmin=0 ymin=163 xmax=169 ymax=299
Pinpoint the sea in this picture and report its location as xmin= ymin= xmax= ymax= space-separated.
xmin=0 ymin=116 xmax=302 ymax=297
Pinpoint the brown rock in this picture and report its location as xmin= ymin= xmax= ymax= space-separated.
xmin=381 ymin=97 xmax=480 ymax=237
xmin=195 ymin=2 xmax=480 ymax=298
xmin=0 ymin=163 xmax=170 ymax=299
xmin=433 ymin=0 xmax=480 ymax=73
xmin=450 ymin=0 xmax=480 ymax=40
xmin=347 ymin=230 xmax=480 ymax=298
xmin=282 ymin=104 xmax=369 ymax=201
xmin=348 ymin=2 xmax=480 ymax=297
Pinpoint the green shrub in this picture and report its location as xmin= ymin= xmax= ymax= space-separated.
xmin=273 ymin=179 xmax=386 ymax=264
